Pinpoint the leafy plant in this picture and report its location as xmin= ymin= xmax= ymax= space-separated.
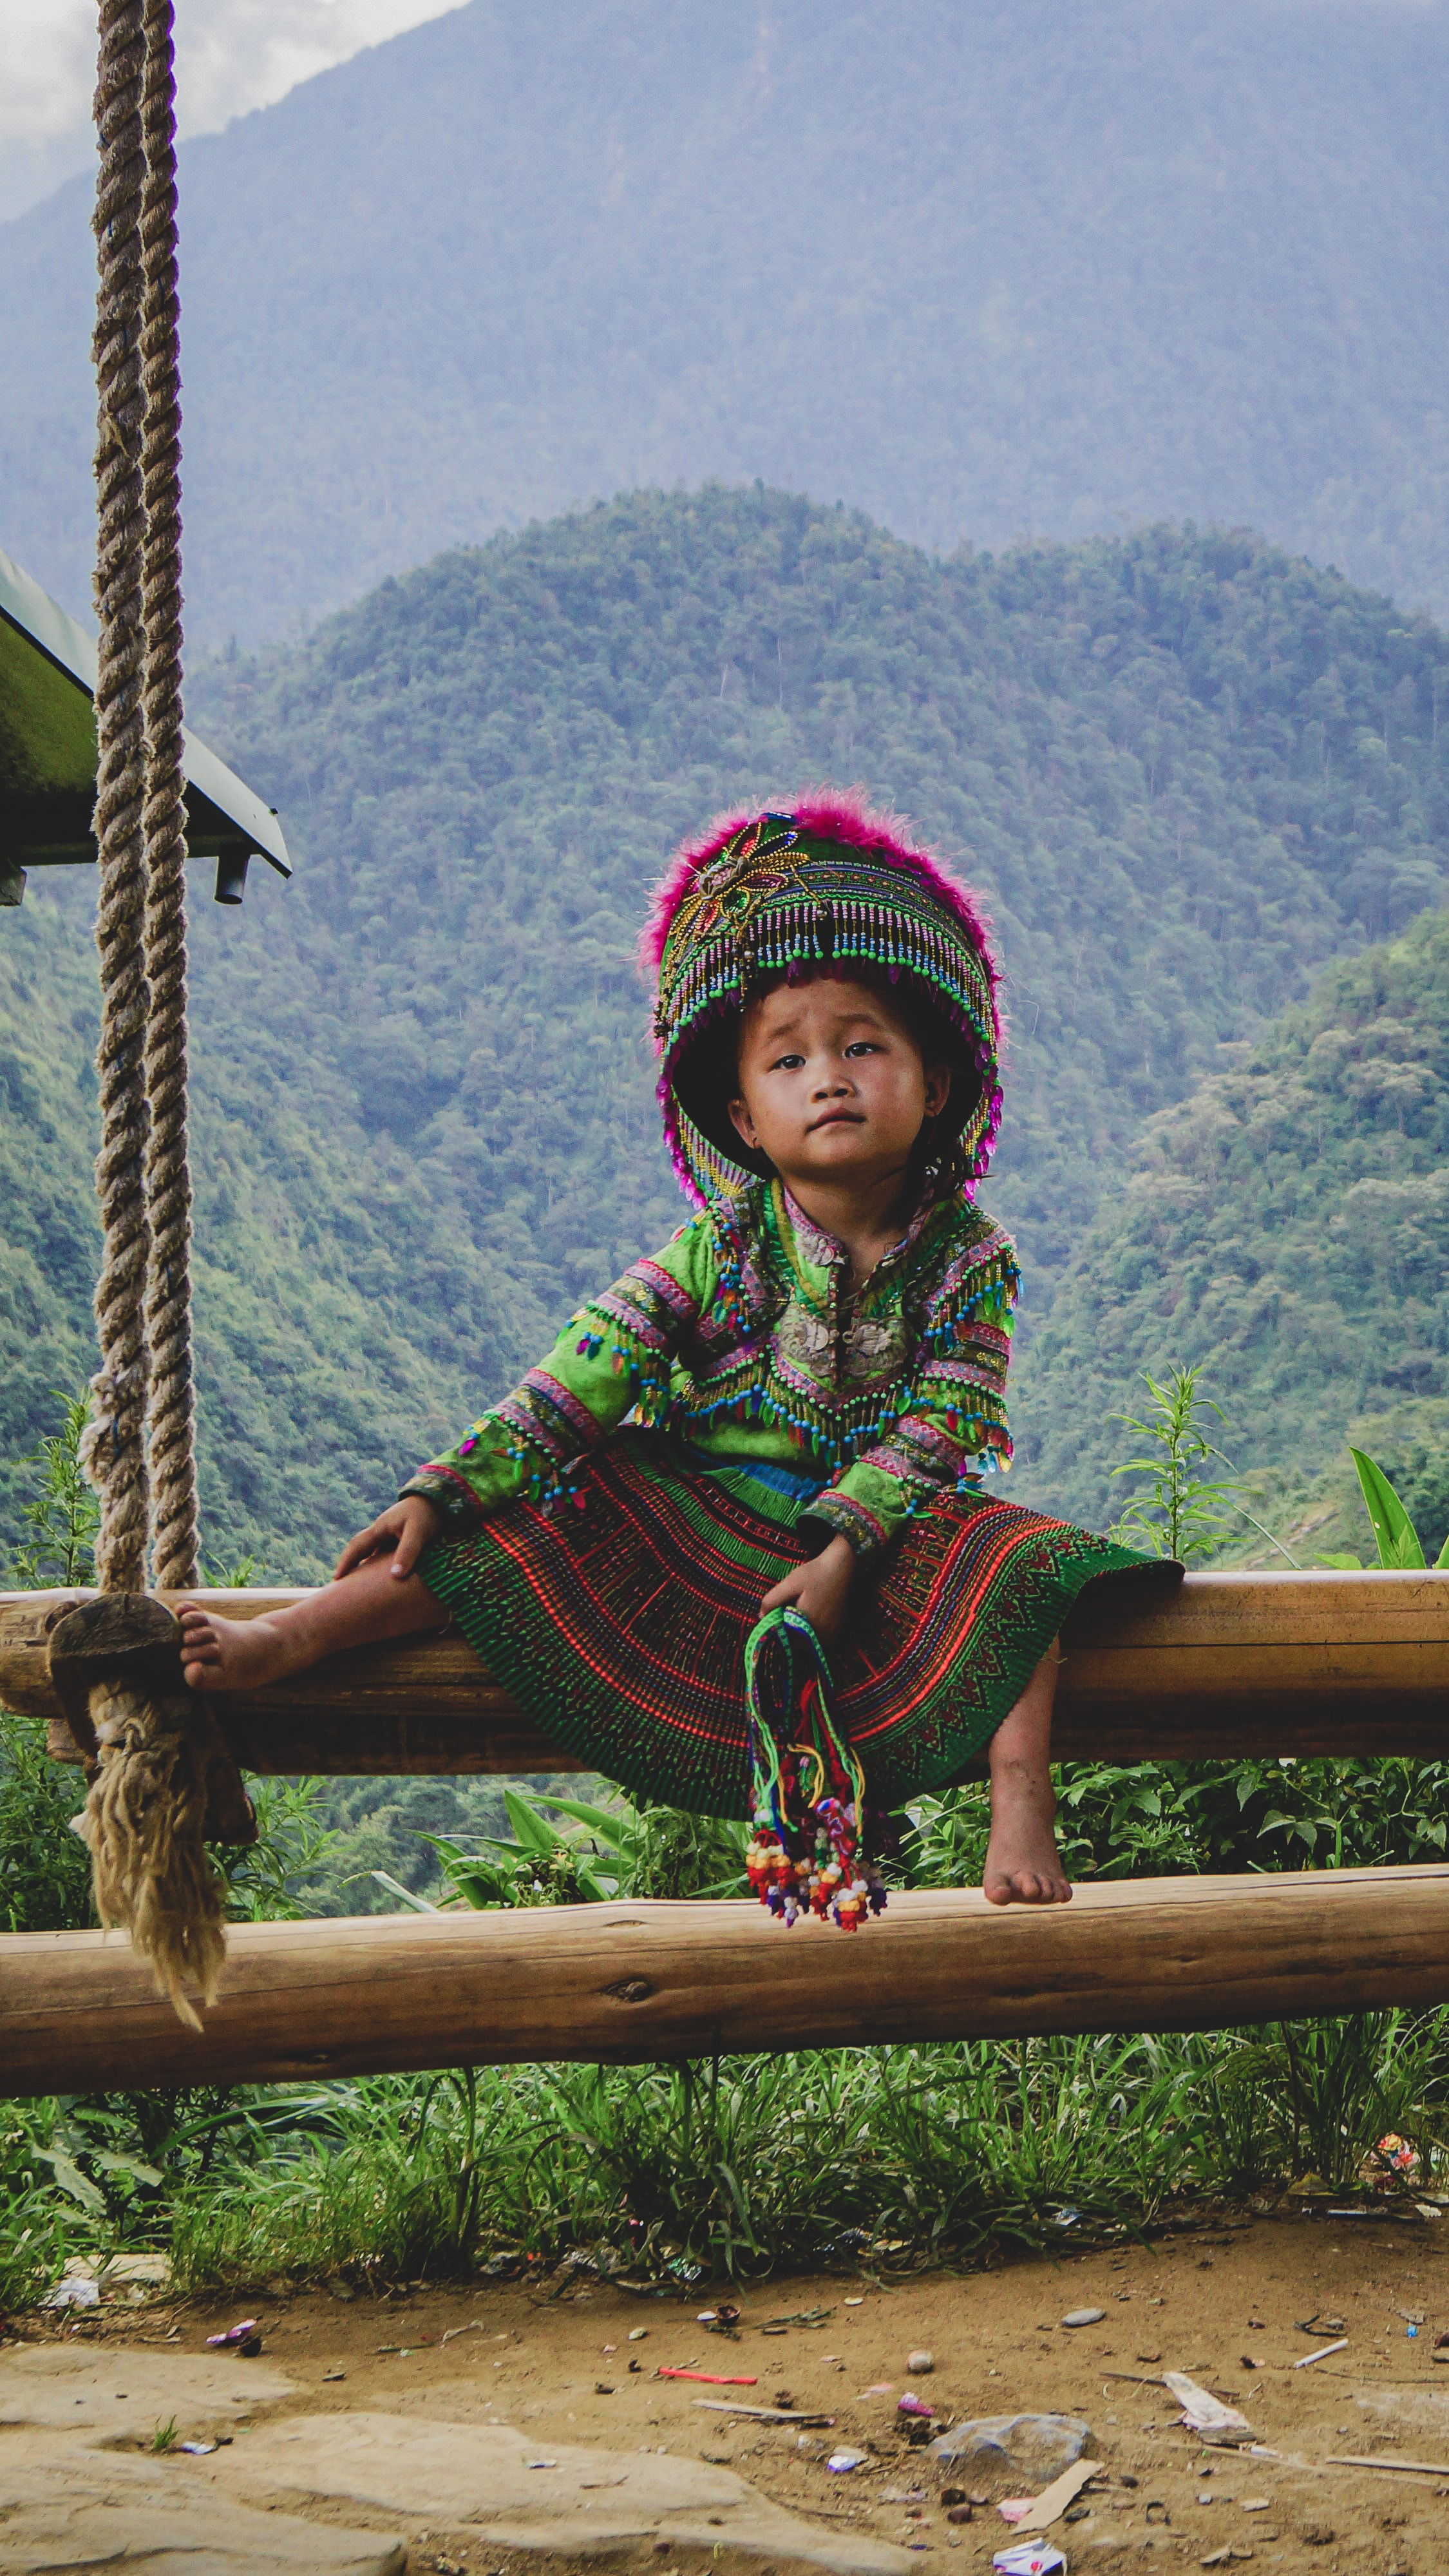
xmin=1108 ymin=1365 xmax=1247 ymax=1563
xmin=6 ymin=1392 xmax=97 ymax=1588
xmin=220 ymin=1779 xmax=343 ymax=1923
xmin=381 ymin=1787 xmax=748 ymax=1913
xmin=0 ymin=1706 xmax=93 ymax=1931
xmin=1318 ymin=1446 xmax=1449 ymax=1572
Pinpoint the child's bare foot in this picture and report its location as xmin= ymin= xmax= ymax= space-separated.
xmin=982 ymin=1771 xmax=1072 ymax=1906
xmin=177 ymin=1603 xmax=298 ymax=1693
xmin=176 ymin=1552 xmax=448 ymax=1694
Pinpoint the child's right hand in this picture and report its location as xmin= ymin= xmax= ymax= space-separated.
xmin=335 ymin=1496 xmax=444 ymax=1581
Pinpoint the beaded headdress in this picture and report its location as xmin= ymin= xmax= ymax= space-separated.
xmin=643 ymin=790 xmax=1003 ymax=1206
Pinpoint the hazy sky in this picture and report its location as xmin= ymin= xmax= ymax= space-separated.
xmin=0 ymin=0 xmax=468 ymax=221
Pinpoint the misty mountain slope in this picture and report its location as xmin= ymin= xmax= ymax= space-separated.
xmin=1018 ymin=908 xmax=1449 ymax=1533
xmin=0 ymin=876 xmax=506 ymax=1580
xmin=3 ymin=0 xmax=1449 ymax=649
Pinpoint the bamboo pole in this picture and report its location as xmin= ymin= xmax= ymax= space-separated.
xmin=5 ymin=1570 xmax=1449 ymax=1772
xmin=5 ymin=1867 xmax=1449 ymax=2095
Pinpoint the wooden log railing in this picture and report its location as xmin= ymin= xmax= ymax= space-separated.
xmin=5 ymin=1867 xmax=1449 ymax=2095
xmin=3 ymin=1570 xmax=1449 ymax=1774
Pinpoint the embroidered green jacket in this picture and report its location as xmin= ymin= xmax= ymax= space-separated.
xmin=404 ymin=1181 xmax=1019 ymax=1558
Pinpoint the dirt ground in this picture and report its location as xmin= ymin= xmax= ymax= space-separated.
xmin=12 ymin=2210 xmax=1449 ymax=2573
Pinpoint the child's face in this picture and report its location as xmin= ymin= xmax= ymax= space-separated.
xmin=728 ymin=975 xmax=950 ymax=1194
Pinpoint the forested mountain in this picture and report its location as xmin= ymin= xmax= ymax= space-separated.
xmin=5 ymin=0 xmax=1449 ymax=649
xmin=3 ymin=490 xmax=1447 ymax=1577
xmin=1018 ymin=909 xmax=1449 ymax=1550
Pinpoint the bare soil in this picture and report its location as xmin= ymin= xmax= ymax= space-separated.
xmin=13 ymin=2211 xmax=1449 ymax=2573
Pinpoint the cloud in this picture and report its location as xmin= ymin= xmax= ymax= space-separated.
xmin=0 ymin=0 xmax=466 ymax=148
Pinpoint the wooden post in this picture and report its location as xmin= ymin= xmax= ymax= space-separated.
xmin=5 ymin=1570 xmax=1449 ymax=1773
xmin=4 ymin=1866 xmax=1449 ymax=2095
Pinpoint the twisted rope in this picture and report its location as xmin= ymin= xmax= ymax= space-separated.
xmin=77 ymin=1 xmax=225 ymax=2019
xmin=139 ymin=0 xmax=198 ymax=1592
xmin=82 ymin=0 xmax=151 ymax=1596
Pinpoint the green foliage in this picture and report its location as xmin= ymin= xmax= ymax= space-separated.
xmin=1108 ymin=1365 xmax=1242 ymax=1563
xmin=1342 ymin=1444 xmax=1449 ymax=1571
xmin=0 ymin=1706 xmax=91 ymax=1932
xmin=220 ymin=1781 xmax=345 ymax=1924
xmin=409 ymin=1788 xmax=748 ymax=1912
xmin=160 ymin=2037 xmax=1202 ymax=2289
xmin=155 ymin=2010 xmax=1449 ymax=2292
xmin=1021 ymin=908 xmax=1449 ymax=1525
xmin=6 ymin=1390 xmax=96 ymax=1585
xmin=8 ymin=3 xmax=1449 ymax=645
xmin=904 ymin=1751 xmax=1449 ymax=1890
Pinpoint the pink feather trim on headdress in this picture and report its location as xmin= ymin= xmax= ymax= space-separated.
xmin=638 ymin=787 xmax=1001 ymax=1022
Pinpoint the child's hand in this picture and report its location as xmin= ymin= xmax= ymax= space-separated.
xmin=335 ymin=1496 xmax=443 ymax=1581
xmin=761 ymin=1532 xmax=856 ymax=1641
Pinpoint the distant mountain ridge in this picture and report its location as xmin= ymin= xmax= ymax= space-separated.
xmin=3 ymin=0 xmax=1449 ymax=649
xmin=1019 ymin=908 xmax=1449 ymax=1549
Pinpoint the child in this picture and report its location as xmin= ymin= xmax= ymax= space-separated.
xmin=180 ymin=795 xmax=1169 ymax=1911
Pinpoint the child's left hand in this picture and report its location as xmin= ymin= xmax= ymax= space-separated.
xmin=761 ymin=1532 xmax=856 ymax=1641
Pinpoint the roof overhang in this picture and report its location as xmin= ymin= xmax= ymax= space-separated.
xmin=0 ymin=544 xmax=290 ymax=906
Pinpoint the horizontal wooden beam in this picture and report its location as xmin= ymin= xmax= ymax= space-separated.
xmin=5 ymin=1865 xmax=1448 ymax=2094
xmin=5 ymin=1571 xmax=1449 ymax=1774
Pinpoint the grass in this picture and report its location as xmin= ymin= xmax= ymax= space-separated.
xmin=3 ymin=2008 xmax=1443 ymax=2312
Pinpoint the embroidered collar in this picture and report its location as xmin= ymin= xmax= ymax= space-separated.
xmin=777 ymin=1181 xmax=938 ymax=1288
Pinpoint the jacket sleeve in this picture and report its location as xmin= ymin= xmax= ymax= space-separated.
xmin=399 ymin=1220 xmax=718 ymax=1529
xmin=800 ymin=1239 xmax=1018 ymax=1560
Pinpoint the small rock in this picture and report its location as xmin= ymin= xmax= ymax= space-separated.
xmin=1062 ymin=2309 xmax=1106 ymax=2328
xmin=906 ymin=2350 xmax=934 ymax=2374
xmin=1137 ymin=2349 xmax=1162 ymax=2363
xmin=594 ymin=2383 xmax=614 ymax=2396
xmin=945 ymin=2504 xmax=972 ymax=2526
xmin=1300 ymin=2527 xmax=1334 ymax=2548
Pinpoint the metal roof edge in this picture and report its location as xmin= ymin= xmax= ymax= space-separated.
xmin=0 ymin=540 xmax=290 ymax=878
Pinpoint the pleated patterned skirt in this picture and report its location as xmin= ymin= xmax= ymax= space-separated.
xmin=419 ymin=1433 xmax=1173 ymax=1817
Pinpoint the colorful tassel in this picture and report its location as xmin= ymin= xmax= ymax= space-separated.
xmin=743 ymin=1608 xmax=887 ymax=1932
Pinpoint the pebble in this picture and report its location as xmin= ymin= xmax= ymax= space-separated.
xmin=1062 ymin=2307 xmax=1106 ymax=2327
xmin=906 ymin=2349 xmax=935 ymax=2374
